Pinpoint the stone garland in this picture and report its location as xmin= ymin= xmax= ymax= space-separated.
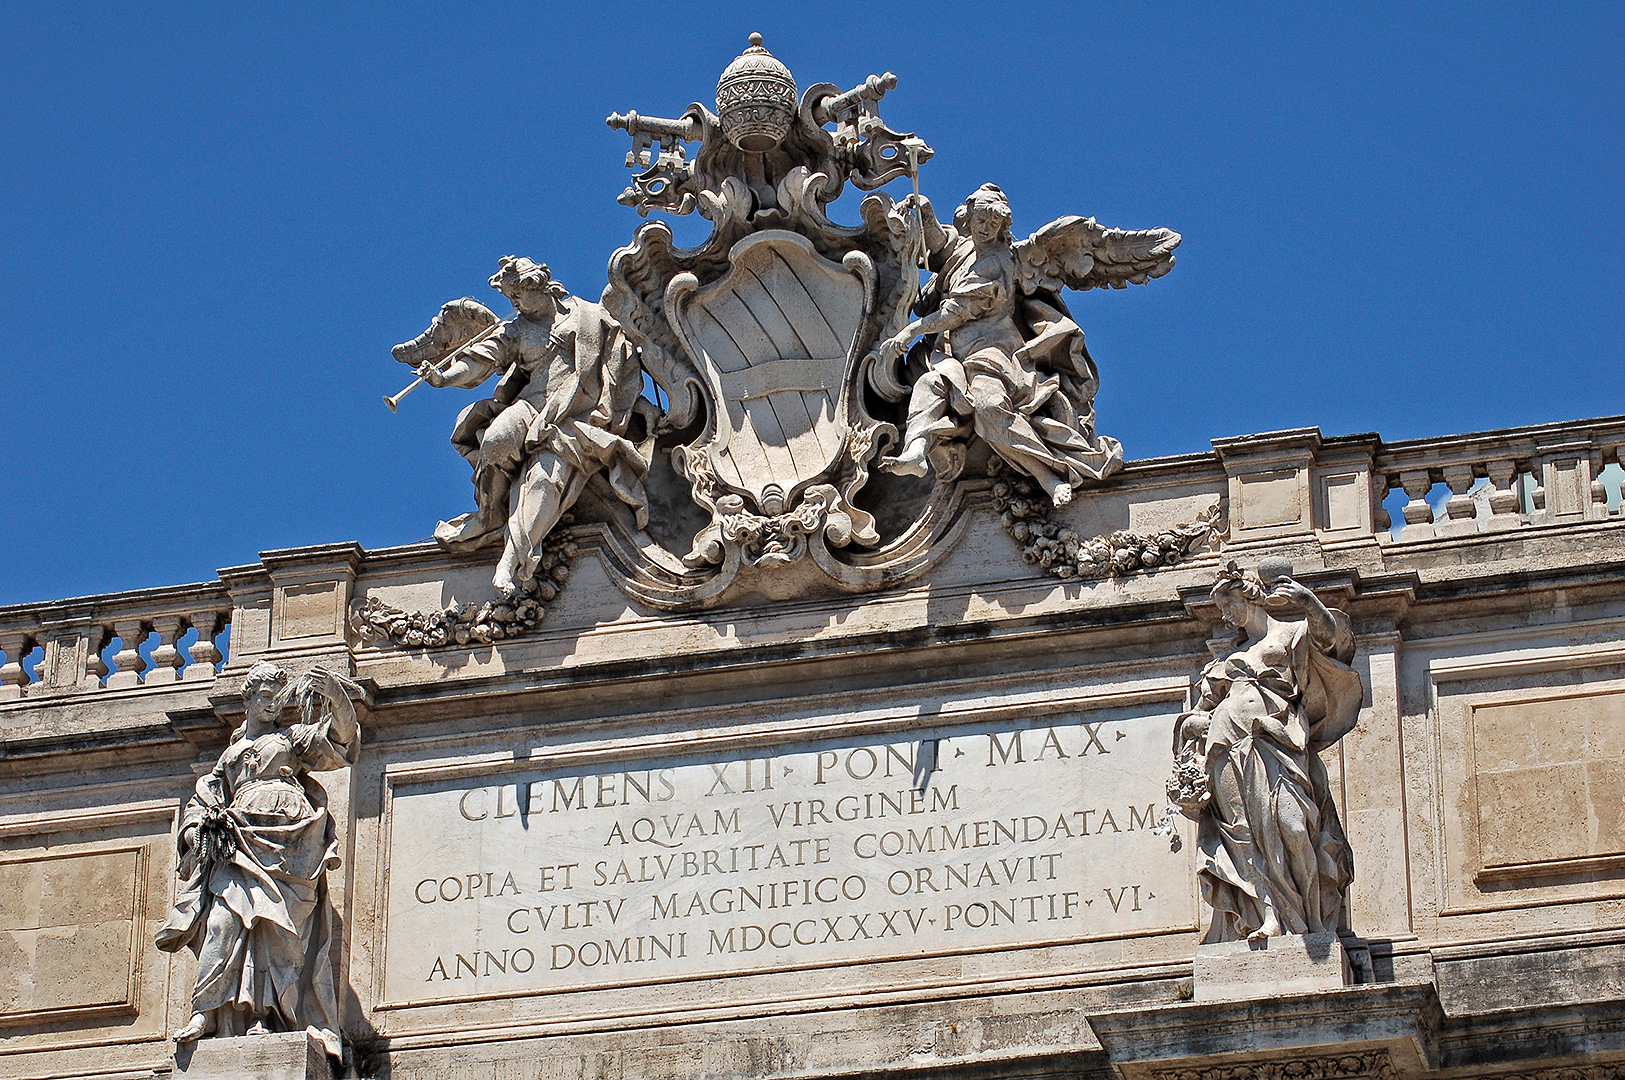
xmin=990 ymin=472 xmax=1229 ymax=581
xmin=348 ymin=524 xmax=577 ymax=650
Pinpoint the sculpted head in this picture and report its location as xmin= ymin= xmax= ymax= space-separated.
xmin=240 ymin=660 xmax=290 ymax=724
xmin=490 ymin=256 xmax=570 ymax=319
xmin=956 ymin=184 xmax=1013 ymax=246
xmin=1210 ymin=560 xmax=1267 ymax=628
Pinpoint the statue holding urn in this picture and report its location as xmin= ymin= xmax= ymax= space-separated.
xmin=157 ymin=662 xmax=361 ymax=1058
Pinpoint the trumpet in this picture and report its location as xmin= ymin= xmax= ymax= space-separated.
xmin=383 ymin=316 xmax=508 ymax=413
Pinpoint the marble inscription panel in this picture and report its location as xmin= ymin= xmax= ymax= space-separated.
xmin=381 ymin=708 xmax=1194 ymax=1005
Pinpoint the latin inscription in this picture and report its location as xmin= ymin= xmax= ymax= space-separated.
xmin=382 ymin=713 xmax=1193 ymax=1002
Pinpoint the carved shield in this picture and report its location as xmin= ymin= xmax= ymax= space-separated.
xmin=667 ymin=231 xmax=874 ymax=509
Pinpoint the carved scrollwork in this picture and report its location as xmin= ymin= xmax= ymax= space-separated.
xmin=683 ymin=484 xmax=861 ymax=568
xmin=1150 ymin=1051 xmax=1398 ymax=1080
xmin=1489 ymin=1068 xmax=1625 ymax=1080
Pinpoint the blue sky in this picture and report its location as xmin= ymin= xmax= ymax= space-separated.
xmin=1 ymin=2 xmax=1621 ymax=605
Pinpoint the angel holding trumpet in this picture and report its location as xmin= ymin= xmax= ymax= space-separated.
xmin=389 ymin=257 xmax=654 ymax=598
xmin=877 ymin=184 xmax=1179 ymax=505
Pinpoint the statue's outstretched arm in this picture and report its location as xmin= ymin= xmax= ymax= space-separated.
xmin=1267 ymin=577 xmax=1339 ymax=653
xmin=418 ymin=331 xmax=507 ymax=390
xmin=303 ymin=666 xmax=360 ymax=749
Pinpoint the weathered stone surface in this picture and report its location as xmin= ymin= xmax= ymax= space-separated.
xmin=381 ymin=712 xmax=1193 ymax=1004
xmin=6 ymin=30 xmax=1625 ymax=1080
xmin=173 ymin=1031 xmax=329 ymax=1079
xmin=1086 ymin=983 xmax=1443 ymax=1078
xmin=1192 ymin=933 xmax=1351 ymax=1001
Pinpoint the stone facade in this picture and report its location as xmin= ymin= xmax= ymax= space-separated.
xmin=3 ymin=35 xmax=1624 ymax=1080
xmin=4 ymin=413 xmax=1625 ymax=1078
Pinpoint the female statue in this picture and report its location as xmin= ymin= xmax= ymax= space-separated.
xmin=156 ymin=661 xmax=359 ymax=1057
xmin=1172 ymin=560 xmax=1363 ymax=943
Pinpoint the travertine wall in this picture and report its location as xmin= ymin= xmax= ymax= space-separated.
xmin=3 ymin=417 xmax=1625 ymax=1078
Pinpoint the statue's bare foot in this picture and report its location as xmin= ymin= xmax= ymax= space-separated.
xmin=434 ymin=512 xmax=503 ymax=551
xmin=247 ymin=1019 xmax=271 ymax=1036
xmin=879 ymin=442 xmax=930 ymax=478
xmin=491 ymin=564 xmax=525 ymax=604
xmin=1050 ymin=483 xmax=1073 ymax=507
xmin=174 ymin=1012 xmax=212 ymax=1043
xmin=1248 ymin=914 xmax=1284 ymax=943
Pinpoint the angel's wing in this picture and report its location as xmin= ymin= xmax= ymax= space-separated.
xmin=1012 ymin=216 xmax=1181 ymax=294
xmin=603 ymin=178 xmax=757 ymax=431
xmin=392 ymin=297 xmax=501 ymax=367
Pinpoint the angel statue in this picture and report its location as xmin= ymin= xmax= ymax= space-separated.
xmin=1170 ymin=559 xmax=1363 ymax=945
xmin=394 ymin=257 xmax=655 ymax=598
xmin=156 ymin=662 xmax=360 ymax=1058
xmin=877 ymin=184 xmax=1179 ymax=505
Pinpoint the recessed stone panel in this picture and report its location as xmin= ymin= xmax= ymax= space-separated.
xmin=276 ymin=582 xmax=342 ymax=641
xmin=1236 ymin=470 xmax=1303 ymax=529
xmin=380 ymin=710 xmax=1195 ymax=1007
xmin=1471 ymin=690 xmax=1625 ymax=869
xmin=1322 ymin=472 xmax=1364 ymax=532
xmin=0 ymin=848 xmax=139 ymax=1020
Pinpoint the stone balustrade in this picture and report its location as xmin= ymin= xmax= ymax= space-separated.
xmin=0 ymin=581 xmax=231 ymax=701
xmin=1370 ymin=414 xmax=1625 ymax=541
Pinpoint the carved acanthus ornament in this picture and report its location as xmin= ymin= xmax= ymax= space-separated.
xmin=1149 ymin=1051 xmax=1398 ymax=1080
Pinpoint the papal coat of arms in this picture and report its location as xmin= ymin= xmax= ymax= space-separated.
xmin=357 ymin=35 xmax=1188 ymax=641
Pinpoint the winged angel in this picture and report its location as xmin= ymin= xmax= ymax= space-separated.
xmin=877 ymin=184 xmax=1180 ymax=505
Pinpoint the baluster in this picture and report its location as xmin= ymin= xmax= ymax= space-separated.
xmin=106 ymin=618 xmax=149 ymax=689
xmin=1438 ymin=464 xmax=1479 ymax=535
xmin=1372 ymin=473 xmax=1392 ymax=535
xmin=1592 ymin=450 xmax=1611 ymax=517
xmin=83 ymin=622 xmax=110 ymax=689
xmin=1618 ymin=446 xmax=1625 ymax=515
xmin=185 ymin=610 xmax=224 ymax=680
xmin=0 ymin=630 xmax=35 ymax=700
xmin=1482 ymin=459 xmax=1521 ymax=532
xmin=145 ymin=615 xmax=185 ymax=685
xmin=1397 ymin=469 xmax=1437 ymax=541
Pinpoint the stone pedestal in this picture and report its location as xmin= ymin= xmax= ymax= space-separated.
xmin=1194 ymin=931 xmax=1351 ymax=1002
xmin=173 ymin=1032 xmax=329 ymax=1080
xmin=1086 ymin=983 xmax=1443 ymax=1080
